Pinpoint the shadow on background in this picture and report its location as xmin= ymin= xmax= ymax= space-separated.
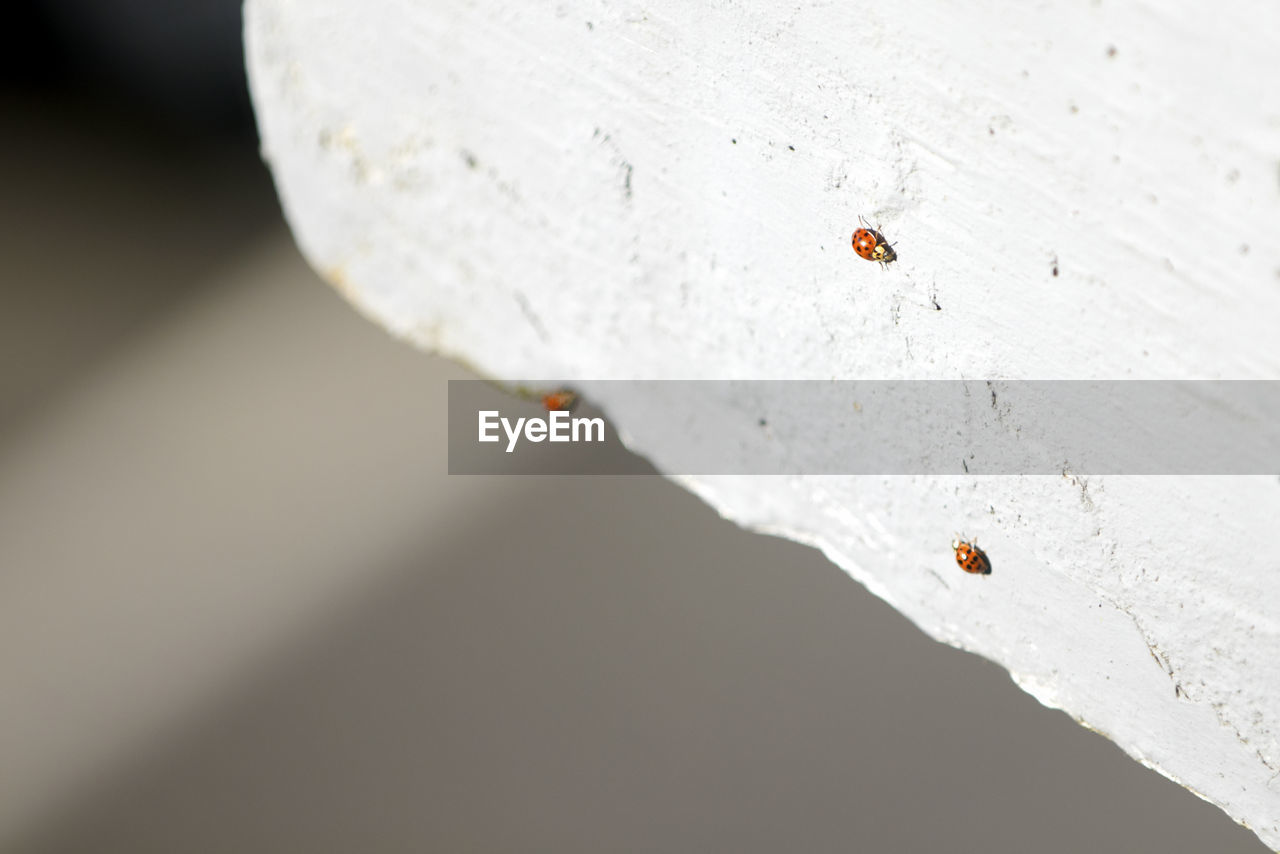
xmin=0 ymin=3 xmax=1266 ymax=852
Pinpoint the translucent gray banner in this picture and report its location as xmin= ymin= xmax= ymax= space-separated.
xmin=448 ymin=380 xmax=1280 ymax=475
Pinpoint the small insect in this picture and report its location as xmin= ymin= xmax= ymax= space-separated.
xmin=851 ymin=215 xmax=898 ymax=268
xmin=952 ymin=538 xmax=992 ymax=575
xmin=541 ymin=389 xmax=579 ymax=412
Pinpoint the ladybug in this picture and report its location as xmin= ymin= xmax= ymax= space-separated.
xmin=851 ymin=215 xmax=897 ymax=268
xmin=541 ymin=389 xmax=579 ymax=412
xmin=952 ymin=538 xmax=992 ymax=575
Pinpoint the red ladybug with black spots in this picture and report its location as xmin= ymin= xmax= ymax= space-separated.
xmin=851 ymin=215 xmax=897 ymax=268
xmin=541 ymin=389 xmax=579 ymax=412
xmin=952 ymin=538 xmax=992 ymax=575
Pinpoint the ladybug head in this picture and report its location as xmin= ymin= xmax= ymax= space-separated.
xmin=871 ymin=240 xmax=897 ymax=266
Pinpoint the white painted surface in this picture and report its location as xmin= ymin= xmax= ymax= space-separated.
xmin=245 ymin=0 xmax=1280 ymax=846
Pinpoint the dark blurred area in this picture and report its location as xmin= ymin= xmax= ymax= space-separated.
xmin=4 ymin=0 xmax=253 ymax=132
xmin=0 ymin=3 xmax=1268 ymax=852
xmin=1 ymin=0 xmax=276 ymax=433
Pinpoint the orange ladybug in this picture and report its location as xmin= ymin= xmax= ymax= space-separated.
xmin=851 ymin=215 xmax=897 ymax=268
xmin=952 ymin=538 xmax=992 ymax=575
xmin=541 ymin=389 xmax=579 ymax=412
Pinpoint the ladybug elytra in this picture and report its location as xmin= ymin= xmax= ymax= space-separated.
xmin=952 ymin=538 xmax=992 ymax=575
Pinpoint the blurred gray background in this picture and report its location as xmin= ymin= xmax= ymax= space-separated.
xmin=0 ymin=3 xmax=1268 ymax=851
